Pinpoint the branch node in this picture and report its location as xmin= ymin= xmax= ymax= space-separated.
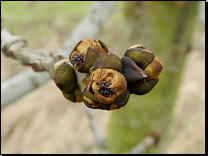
xmin=52 ymin=55 xmax=65 ymax=64
xmin=151 ymin=131 xmax=160 ymax=146
xmin=39 ymin=49 xmax=54 ymax=57
xmin=2 ymin=37 xmax=27 ymax=59
xmin=29 ymin=59 xmax=45 ymax=72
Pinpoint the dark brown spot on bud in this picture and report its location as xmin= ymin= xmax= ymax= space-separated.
xmin=71 ymin=54 xmax=84 ymax=66
xmin=98 ymin=82 xmax=114 ymax=97
xmin=137 ymin=45 xmax=146 ymax=49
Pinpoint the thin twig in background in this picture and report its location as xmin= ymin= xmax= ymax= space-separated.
xmin=127 ymin=132 xmax=160 ymax=154
xmin=128 ymin=136 xmax=155 ymax=154
xmin=83 ymin=104 xmax=108 ymax=154
xmin=1 ymin=69 xmax=50 ymax=107
xmin=1 ymin=1 xmax=117 ymax=107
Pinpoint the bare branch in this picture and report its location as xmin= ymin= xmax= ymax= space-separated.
xmin=1 ymin=23 xmax=66 ymax=107
xmin=1 ymin=69 xmax=50 ymax=108
xmin=1 ymin=24 xmax=57 ymax=75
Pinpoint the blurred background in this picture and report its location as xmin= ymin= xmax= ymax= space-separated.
xmin=1 ymin=1 xmax=205 ymax=154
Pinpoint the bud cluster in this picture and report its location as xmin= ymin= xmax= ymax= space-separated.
xmin=52 ymin=38 xmax=164 ymax=111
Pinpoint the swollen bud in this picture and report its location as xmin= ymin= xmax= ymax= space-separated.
xmin=83 ymin=53 xmax=130 ymax=110
xmin=123 ymin=44 xmax=164 ymax=95
xmin=52 ymin=60 xmax=78 ymax=94
xmin=69 ymin=38 xmax=108 ymax=73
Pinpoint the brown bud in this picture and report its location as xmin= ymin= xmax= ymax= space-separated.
xmin=69 ymin=38 xmax=108 ymax=73
xmin=86 ymin=68 xmax=127 ymax=104
xmin=123 ymin=44 xmax=164 ymax=95
xmin=125 ymin=44 xmax=155 ymax=69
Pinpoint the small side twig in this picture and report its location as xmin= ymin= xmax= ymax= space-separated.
xmin=83 ymin=104 xmax=108 ymax=154
xmin=127 ymin=132 xmax=160 ymax=154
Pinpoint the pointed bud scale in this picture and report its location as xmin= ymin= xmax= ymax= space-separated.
xmin=63 ymin=89 xmax=83 ymax=103
xmin=82 ymin=88 xmax=103 ymax=109
xmin=121 ymin=57 xmax=147 ymax=93
xmin=121 ymin=57 xmax=147 ymax=82
xmin=110 ymin=89 xmax=130 ymax=108
xmin=123 ymin=45 xmax=163 ymax=95
xmin=63 ymin=92 xmax=76 ymax=102
xmin=124 ymin=45 xmax=155 ymax=69
xmin=134 ymin=79 xmax=159 ymax=95
xmin=90 ymin=53 xmax=123 ymax=73
xmin=144 ymin=55 xmax=164 ymax=80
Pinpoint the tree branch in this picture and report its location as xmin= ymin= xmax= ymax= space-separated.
xmin=1 ymin=23 xmax=69 ymax=108
xmin=1 ymin=23 xmax=58 ymax=75
xmin=1 ymin=69 xmax=50 ymax=107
